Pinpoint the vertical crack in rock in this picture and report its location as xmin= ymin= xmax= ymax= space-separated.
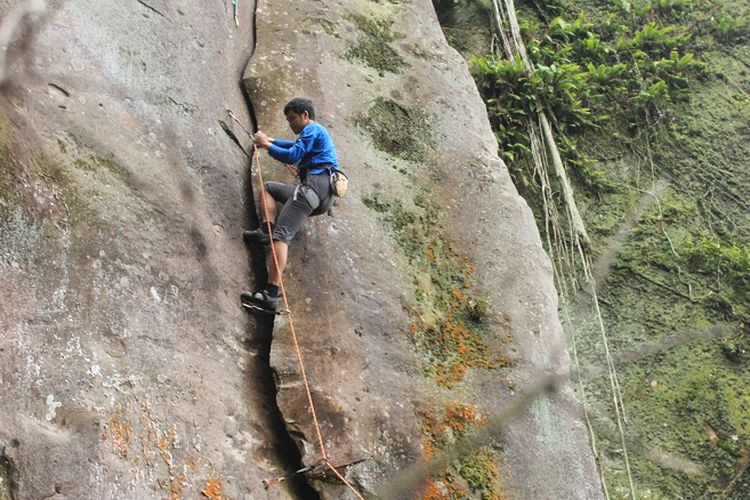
xmin=239 ymin=1 xmax=319 ymax=498
xmin=0 ymin=445 xmax=17 ymax=500
xmin=242 ymin=324 xmax=320 ymax=498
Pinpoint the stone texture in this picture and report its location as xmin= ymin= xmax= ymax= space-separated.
xmin=0 ymin=1 xmax=296 ymax=498
xmin=0 ymin=0 xmax=601 ymax=498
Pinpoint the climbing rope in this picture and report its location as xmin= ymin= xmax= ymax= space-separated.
xmin=250 ymin=142 xmax=365 ymax=499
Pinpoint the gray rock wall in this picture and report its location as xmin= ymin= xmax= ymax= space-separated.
xmin=0 ymin=1 xmax=292 ymax=498
xmin=0 ymin=0 xmax=601 ymax=498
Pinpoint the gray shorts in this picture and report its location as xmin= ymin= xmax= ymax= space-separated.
xmin=265 ymin=173 xmax=333 ymax=244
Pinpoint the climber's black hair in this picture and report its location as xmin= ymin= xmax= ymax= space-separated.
xmin=283 ymin=97 xmax=316 ymax=120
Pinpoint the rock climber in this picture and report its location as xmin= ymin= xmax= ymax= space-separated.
xmin=241 ymin=97 xmax=339 ymax=312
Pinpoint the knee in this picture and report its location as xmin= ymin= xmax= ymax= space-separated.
xmin=271 ymin=226 xmax=293 ymax=245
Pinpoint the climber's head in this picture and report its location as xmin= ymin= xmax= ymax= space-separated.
xmin=284 ymin=97 xmax=315 ymax=134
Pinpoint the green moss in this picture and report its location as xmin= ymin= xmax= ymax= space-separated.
xmin=0 ymin=115 xmax=81 ymax=229
xmin=36 ymin=155 xmax=96 ymax=229
xmin=301 ymin=17 xmax=339 ymax=37
xmin=356 ymin=97 xmax=433 ymax=162
xmin=680 ymin=234 xmax=750 ymax=318
xmin=38 ymin=155 xmax=72 ymax=186
xmin=91 ymin=154 xmax=128 ymax=182
xmin=73 ymin=158 xmax=96 ymax=172
xmin=0 ymin=113 xmax=20 ymax=219
xmin=73 ymin=154 xmax=128 ymax=184
xmin=0 ymin=453 xmax=12 ymax=500
xmin=433 ymin=0 xmax=493 ymax=57
xmin=0 ymin=111 xmax=98 ymax=247
xmin=422 ymin=404 xmax=503 ymax=498
xmin=573 ymin=37 xmax=750 ymax=500
xmin=363 ymin=193 xmax=510 ymax=387
xmin=0 ymin=143 xmax=21 ymax=220
xmin=345 ymin=12 xmax=406 ymax=74
xmin=459 ymin=447 xmax=503 ymax=499
xmin=594 ymin=338 xmax=750 ymax=498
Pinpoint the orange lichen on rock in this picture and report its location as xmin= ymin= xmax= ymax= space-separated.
xmin=445 ymin=403 xmax=482 ymax=434
xmin=369 ymin=193 xmax=514 ymax=388
xmin=463 ymin=264 xmax=476 ymax=278
xmin=421 ymin=403 xmax=503 ymax=498
xmin=421 ymin=410 xmax=441 ymax=460
xmin=201 ymin=478 xmax=223 ymax=499
xmin=156 ymin=427 xmax=187 ymax=500
xmin=426 ymin=244 xmax=436 ymax=262
xmin=103 ymin=399 xmax=199 ymax=500
xmin=423 ymin=480 xmax=445 ymax=500
xmin=107 ymin=405 xmax=132 ymax=458
xmin=410 ymin=247 xmax=512 ymax=388
xmin=409 ymin=322 xmax=419 ymax=337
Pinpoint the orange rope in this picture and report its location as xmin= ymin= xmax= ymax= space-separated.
xmin=253 ymin=144 xmax=327 ymax=456
xmin=252 ymin=145 xmax=364 ymax=500
xmin=325 ymin=460 xmax=365 ymax=498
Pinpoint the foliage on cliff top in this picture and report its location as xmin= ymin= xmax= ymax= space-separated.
xmin=471 ymin=6 xmax=707 ymax=170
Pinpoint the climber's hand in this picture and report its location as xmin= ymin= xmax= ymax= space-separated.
xmin=253 ymin=131 xmax=272 ymax=149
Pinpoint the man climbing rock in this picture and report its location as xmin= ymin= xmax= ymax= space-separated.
xmin=241 ymin=97 xmax=339 ymax=312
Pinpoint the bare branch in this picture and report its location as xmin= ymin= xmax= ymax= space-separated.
xmin=377 ymin=374 xmax=559 ymax=499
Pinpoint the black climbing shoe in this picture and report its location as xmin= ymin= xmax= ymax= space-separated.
xmin=240 ymin=289 xmax=280 ymax=312
xmin=243 ymin=228 xmax=270 ymax=246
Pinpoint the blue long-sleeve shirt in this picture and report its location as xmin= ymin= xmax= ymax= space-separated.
xmin=268 ymin=122 xmax=339 ymax=174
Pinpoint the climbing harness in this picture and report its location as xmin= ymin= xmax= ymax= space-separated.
xmin=239 ymin=117 xmax=365 ymax=498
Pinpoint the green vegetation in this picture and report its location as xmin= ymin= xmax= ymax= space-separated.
xmin=356 ymin=97 xmax=434 ymax=162
xmin=345 ymin=12 xmax=406 ymax=74
xmin=363 ymin=193 xmax=509 ymax=387
xmin=0 ymin=453 xmax=12 ymax=500
xmin=459 ymin=448 xmax=503 ymax=499
xmin=471 ymin=9 xmax=707 ymax=167
xmin=435 ymin=0 xmax=750 ymax=497
xmin=682 ymin=234 xmax=750 ymax=321
xmin=73 ymin=154 xmax=129 ymax=184
xmin=422 ymin=403 xmax=503 ymax=499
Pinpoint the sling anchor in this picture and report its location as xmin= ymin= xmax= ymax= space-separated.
xmin=262 ymin=458 xmax=368 ymax=490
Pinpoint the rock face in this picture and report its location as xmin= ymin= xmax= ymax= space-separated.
xmin=245 ymin=0 xmax=601 ymax=498
xmin=0 ymin=0 xmax=600 ymax=499
xmin=0 ymin=1 xmax=291 ymax=498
